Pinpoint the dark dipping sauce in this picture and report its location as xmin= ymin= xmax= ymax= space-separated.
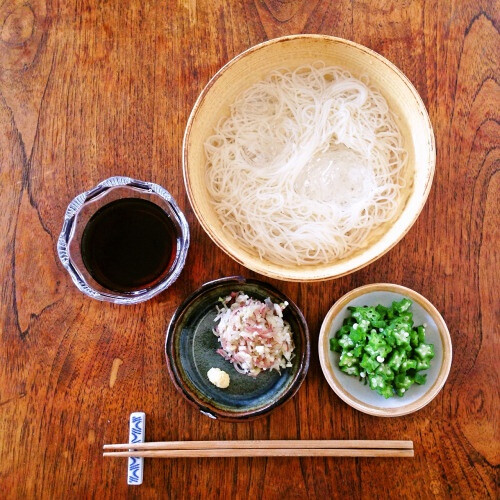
xmin=81 ymin=198 xmax=177 ymax=293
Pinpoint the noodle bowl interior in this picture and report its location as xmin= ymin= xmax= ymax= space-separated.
xmin=204 ymin=63 xmax=409 ymax=266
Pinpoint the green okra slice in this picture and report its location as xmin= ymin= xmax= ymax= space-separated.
xmin=400 ymin=359 xmax=417 ymax=372
xmin=393 ymin=298 xmax=412 ymax=313
xmin=414 ymin=343 xmax=435 ymax=361
xmin=329 ymin=337 xmax=342 ymax=353
xmin=360 ymin=354 xmax=380 ymax=373
xmin=387 ymin=348 xmax=406 ymax=371
xmin=414 ymin=373 xmax=427 ymax=385
xmin=339 ymin=351 xmax=357 ymax=368
xmin=341 ymin=365 xmax=360 ymax=376
xmin=338 ymin=334 xmax=355 ymax=349
xmin=375 ymin=363 xmax=395 ymax=382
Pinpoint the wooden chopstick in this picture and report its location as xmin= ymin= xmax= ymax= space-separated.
xmin=103 ymin=448 xmax=413 ymax=458
xmin=102 ymin=440 xmax=414 ymax=458
xmin=103 ymin=439 xmax=413 ymax=450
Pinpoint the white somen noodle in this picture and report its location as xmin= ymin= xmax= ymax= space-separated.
xmin=205 ymin=63 xmax=408 ymax=266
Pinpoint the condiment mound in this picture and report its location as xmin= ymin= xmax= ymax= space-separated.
xmin=213 ymin=291 xmax=295 ymax=377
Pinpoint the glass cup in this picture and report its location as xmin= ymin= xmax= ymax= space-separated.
xmin=57 ymin=176 xmax=190 ymax=304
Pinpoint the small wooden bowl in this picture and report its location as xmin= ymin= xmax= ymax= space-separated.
xmin=318 ymin=283 xmax=452 ymax=417
xmin=183 ymin=35 xmax=435 ymax=281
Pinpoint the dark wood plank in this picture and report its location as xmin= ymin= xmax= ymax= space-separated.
xmin=0 ymin=0 xmax=498 ymax=498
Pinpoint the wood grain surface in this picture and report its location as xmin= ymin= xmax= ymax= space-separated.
xmin=0 ymin=0 xmax=498 ymax=498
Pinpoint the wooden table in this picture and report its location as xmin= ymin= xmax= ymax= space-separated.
xmin=1 ymin=0 xmax=498 ymax=498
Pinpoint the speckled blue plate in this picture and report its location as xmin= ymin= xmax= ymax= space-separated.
xmin=165 ymin=277 xmax=310 ymax=421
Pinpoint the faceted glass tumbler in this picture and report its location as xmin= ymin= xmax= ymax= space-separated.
xmin=57 ymin=176 xmax=190 ymax=304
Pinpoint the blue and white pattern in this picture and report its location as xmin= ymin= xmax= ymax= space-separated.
xmin=130 ymin=415 xmax=143 ymax=444
xmin=127 ymin=412 xmax=145 ymax=485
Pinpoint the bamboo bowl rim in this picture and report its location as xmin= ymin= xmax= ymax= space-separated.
xmin=183 ymin=34 xmax=436 ymax=281
xmin=318 ymin=283 xmax=453 ymax=417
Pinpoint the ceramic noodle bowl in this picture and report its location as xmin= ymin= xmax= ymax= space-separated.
xmin=183 ymin=35 xmax=435 ymax=281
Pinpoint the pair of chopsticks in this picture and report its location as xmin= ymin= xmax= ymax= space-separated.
xmin=103 ymin=440 xmax=414 ymax=458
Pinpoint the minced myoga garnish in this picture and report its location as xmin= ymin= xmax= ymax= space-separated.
xmin=213 ymin=291 xmax=294 ymax=377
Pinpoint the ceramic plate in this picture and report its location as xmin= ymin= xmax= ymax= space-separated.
xmin=318 ymin=283 xmax=452 ymax=417
xmin=166 ymin=276 xmax=310 ymax=420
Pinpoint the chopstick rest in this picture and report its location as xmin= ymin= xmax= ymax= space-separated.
xmin=127 ymin=412 xmax=145 ymax=486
